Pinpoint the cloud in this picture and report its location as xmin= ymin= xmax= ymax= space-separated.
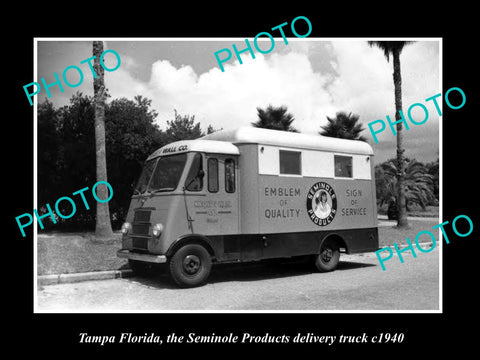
xmin=325 ymin=40 xmax=440 ymax=162
xmin=327 ymin=41 xmax=440 ymax=122
xmin=103 ymin=39 xmax=440 ymax=163
xmin=149 ymin=60 xmax=198 ymax=93
xmin=107 ymin=49 xmax=335 ymax=134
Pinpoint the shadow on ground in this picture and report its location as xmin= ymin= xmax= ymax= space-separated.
xmin=126 ymin=257 xmax=376 ymax=290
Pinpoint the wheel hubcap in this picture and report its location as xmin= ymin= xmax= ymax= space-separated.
xmin=321 ymin=248 xmax=333 ymax=263
xmin=183 ymin=255 xmax=201 ymax=274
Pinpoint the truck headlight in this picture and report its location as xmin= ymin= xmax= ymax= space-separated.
xmin=121 ymin=222 xmax=131 ymax=234
xmin=152 ymin=223 xmax=164 ymax=237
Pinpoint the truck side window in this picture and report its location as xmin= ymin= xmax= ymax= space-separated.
xmin=208 ymin=158 xmax=219 ymax=193
xmin=225 ymin=158 xmax=235 ymax=193
xmin=334 ymin=155 xmax=352 ymax=178
xmin=279 ymin=150 xmax=302 ymax=175
xmin=185 ymin=153 xmax=203 ymax=191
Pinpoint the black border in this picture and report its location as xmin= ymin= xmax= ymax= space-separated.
xmin=8 ymin=5 xmax=478 ymax=355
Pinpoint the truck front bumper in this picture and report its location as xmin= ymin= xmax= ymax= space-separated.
xmin=117 ymin=249 xmax=167 ymax=264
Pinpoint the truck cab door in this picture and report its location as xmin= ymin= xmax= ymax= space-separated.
xmin=188 ymin=154 xmax=239 ymax=236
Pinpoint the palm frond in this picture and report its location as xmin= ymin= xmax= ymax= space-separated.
xmin=368 ymin=41 xmax=414 ymax=62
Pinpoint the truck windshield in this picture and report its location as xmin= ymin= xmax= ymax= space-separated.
xmin=134 ymin=153 xmax=187 ymax=194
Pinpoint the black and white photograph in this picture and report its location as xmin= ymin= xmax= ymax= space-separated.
xmin=7 ymin=8 xmax=478 ymax=355
xmin=33 ymin=37 xmax=441 ymax=312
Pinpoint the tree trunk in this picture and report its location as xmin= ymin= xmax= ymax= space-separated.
xmin=392 ymin=49 xmax=409 ymax=228
xmin=93 ymin=41 xmax=114 ymax=240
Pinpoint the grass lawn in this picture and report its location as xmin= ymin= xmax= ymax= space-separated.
xmin=37 ymin=218 xmax=441 ymax=276
xmin=378 ymin=204 xmax=439 ymax=218
xmin=37 ymin=232 xmax=128 ymax=276
xmin=378 ymin=218 xmax=439 ymax=248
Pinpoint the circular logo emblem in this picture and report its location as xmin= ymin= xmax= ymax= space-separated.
xmin=306 ymin=182 xmax=337 ymax=226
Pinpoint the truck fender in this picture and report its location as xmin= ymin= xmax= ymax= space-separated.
xmin=166 ymin=233 xmax=217 ymax=260
xmin=318 ymin=233 xmax=348 ymax=253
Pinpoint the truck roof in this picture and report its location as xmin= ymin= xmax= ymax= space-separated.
xmin=202 ymin=126 xmax=374 ymax=155
xmin=147 ymin=139 xmax=240 ymax=160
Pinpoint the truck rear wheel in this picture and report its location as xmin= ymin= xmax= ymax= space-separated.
xmin=314 ymin=239 xmax=340 ymax=272
xmin=169 ymin=244 xmax=212 ymax=288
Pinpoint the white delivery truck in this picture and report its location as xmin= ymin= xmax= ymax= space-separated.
xmin=117 ymin=126 xmax=379 ymax=287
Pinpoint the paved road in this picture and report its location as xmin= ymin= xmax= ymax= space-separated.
xmin=36 ymin=248 xmax=440 ymax=312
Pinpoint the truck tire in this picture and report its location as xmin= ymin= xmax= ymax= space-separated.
xmin=169 ymin=244 xmax=212 ymax=288
xmin=128 ymin=259 xmax=155 ymax=276
xmin=314 ymin=239 xmax=340 ymax=272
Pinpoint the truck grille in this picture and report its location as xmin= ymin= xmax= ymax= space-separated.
xmin=131 ymin=209 xmax=153 ymax=251
xmin=132 ymin=223 xmax=150 ymax=235
xmin=134 ymin=210 xmax=151 ymax=222
xmin=132 ymin=237 xmax=148 ymax=250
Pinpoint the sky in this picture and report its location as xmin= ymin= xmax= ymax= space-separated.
xmin=35 ymin=38 xmax=441 ymax=164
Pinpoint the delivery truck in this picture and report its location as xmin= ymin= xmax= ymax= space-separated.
xmin=117 ymin=126 xmax=379 ymax=287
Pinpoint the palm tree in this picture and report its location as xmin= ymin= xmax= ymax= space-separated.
xmin=319 ymin=111 xmax=367 ymax=142
xmin=425 ymin=158 xmax=439 ymax=204
xmin=376 ymin=159 xmax=434 ymax=218
xmin=252 ymin=104 xmax=298 ymax=132
xmin=368 ymin=41 xmax=413 ymax=228
xmin=93 ymin=41 xmax=114 ymax=240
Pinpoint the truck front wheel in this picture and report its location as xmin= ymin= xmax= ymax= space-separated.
xmin=169 ymin=244 xmax=212 ymax=288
